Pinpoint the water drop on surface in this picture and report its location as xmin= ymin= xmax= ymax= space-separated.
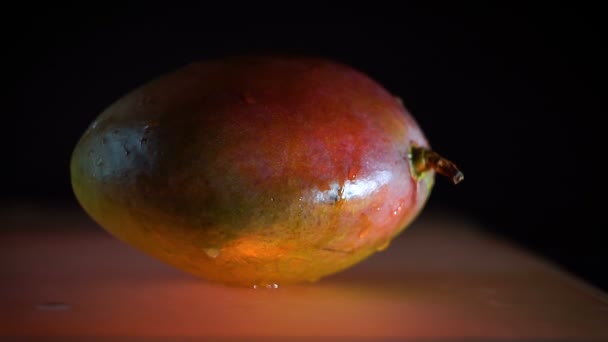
xmin=358 ymin=225 xmax=370 ymax=239
xmin=358 ymin=213 xmax=372 ymax=239
xmin=252 ymin=283 xmax=279 ymax=290
xmin=347 ymin=165 xmax=359 ymax=180
xmin=270 ymin=197 xmax=274 ymax=202
xmin=203 ymin=248 xmax=220 ymax=259
xmin=36 ymin=302 xmax=70 ymax=311
xmin=376 ymin=240 xmax=391 ymax=252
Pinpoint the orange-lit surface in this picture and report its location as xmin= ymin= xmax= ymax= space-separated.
xmin=2 ymin=207 xmax=608 ymax=340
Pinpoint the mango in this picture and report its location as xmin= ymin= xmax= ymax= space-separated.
xmin=70 ymin=55 xmax=463 ymax=287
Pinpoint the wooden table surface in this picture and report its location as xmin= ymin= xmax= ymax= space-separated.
xmin=1 ymin=204 xmax=607 ymax=341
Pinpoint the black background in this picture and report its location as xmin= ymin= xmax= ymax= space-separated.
xmin=3 ymin=4 xmax=605 ymax=290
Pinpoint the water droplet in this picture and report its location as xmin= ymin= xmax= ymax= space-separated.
xmin=347 ymin=165 xmax=359 ymax=180
xmin=392 ymin=210 xmax=398 ymax=215
xmin=242 ymin=91 xmax=256 ymax=104
xmin=36 ymin=302 xmax=70 ymax=311
xmin=358 ymin=213 xmax=372 ymax=239
xmin=95 ymin=158 xmax=103 ymax=166
xmin=376 ymin=240 xmax=391 ymax=252
xmin=270 ymin=197 xmax=274 ymax=202
xmin=376 ymin=207 xmax=381 ymax=211
xmin=359 ymin=225 xmax=370 ymax=239
xmin=203 ymin=248 xmax=220 ymax=259
xmin=298 ymin=196 xmax=303 ymax=202
xmin=252 ymin=283 xmax=279 ymax=290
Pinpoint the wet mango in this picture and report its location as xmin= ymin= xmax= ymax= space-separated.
xmin=70 ymin=55 xmax=463 ymax=287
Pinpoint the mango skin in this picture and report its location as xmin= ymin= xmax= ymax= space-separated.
xmin=70 ymin=55 xmax=435 ymax=286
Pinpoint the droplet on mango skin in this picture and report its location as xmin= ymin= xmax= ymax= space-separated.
xmin=70 ymin=55 xmax=463 ymax=287
xmin=203 ymin=248 xmax=221 ymax=259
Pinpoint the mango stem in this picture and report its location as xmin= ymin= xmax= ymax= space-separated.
xmin=409 ymin=145 xmax=464 ymax=184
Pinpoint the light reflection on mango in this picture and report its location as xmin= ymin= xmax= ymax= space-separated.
xmin=310 ymin=170 xmax=393 ymax=203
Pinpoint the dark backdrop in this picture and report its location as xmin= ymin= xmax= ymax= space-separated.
xmin=3 ymin=4 xmax=605 ymax=290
